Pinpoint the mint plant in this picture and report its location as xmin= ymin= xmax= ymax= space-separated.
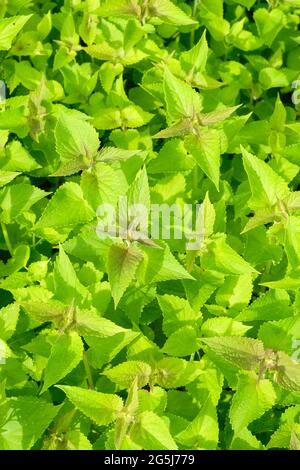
xmin=0 ymin=0 xmax=300 ymax=451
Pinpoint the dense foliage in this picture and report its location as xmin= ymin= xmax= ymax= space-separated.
xmin=0 ymin=0 xmax=300 ymax=451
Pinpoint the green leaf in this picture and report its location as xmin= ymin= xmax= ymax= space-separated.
xmin=57 ymin=385 xmax=123 ymax=426
xmin=260 ymin=278 xmax=300 ymax=290
xmin=53 ymin=246 xmax=87 ymax=305
xmin=0 ymin=337 xmax=13 ymax=363
xmin=285 ymin=192 xmax=300 ymax=211
xmin=163 ymin=68 xmax=195 ymax=121
xmin=0 ymin=171 xmax=20 ymax=188
xmin=199 ymin=105 xmax=241 ymax=126
xmin=185 ymin=130 xmax=220 ymax=190
xmin=36 ymin=182 xmax=94 ymax=231
xmin=63 ymin=228 xmax=111 ymax=267
xmin=0 ymin=396 xmax=60 ymax=450
xmin=202 ymin=336 xmax=265 ymax=370
xmin=131 ymin=411 xmax=177 ymax=450
xmin=154 ymin=357 xmax=201 ymax=388
xmin=157 ymin=294 xmax=201 ymax=337
xmin=0 ymin=15 xmax=32 ymax=50
xmin=199 ymin=0 xmax=230 ymax=41
xmin=230 ymin=428 xmax=264 ymax=450
xmin=148 ymin=139 xmax=195 ymax=173
xmin=259 ymin=67 xmax=291 ymax=90
xmin=103 ymin=361 xmax=152 ymax=389
xmin=231 ymin=0 xmax=256 ymax=7
xmin=258 ymin=317 xmax=297 ymax=354
xmin=202 ymin=235 xmax=257 ymax=275
xmin=41 ymin=331 xmax=83 ymax=393
xmin=274 ymin=352 xmax=300 ymax=393
xmin=108 ymin=243 xmax=143 ymax=307
xmin=141 ymin=245 xmax=194 ymax=283
xmin=19 ymin=297 xmax=66 ymax=326
xmin=162 ymin=326 xmax=198 ymax=357
xmin=230 ymin=19 xmax=263 ymax=51
xmin=150 ymin=0 xmax=197 ymax=26
xmin=180 ymin=31 xmax=208 ymax=74
xmin=75 ymin=308 xmax=128 ymax=338
xmin=254 ymin=8 xmax=285 ymax=47
xmin=183 ymin=267 xmax=224 ymax=311
xmin=54 ymin=112 xmax=100 ymax=176
xmin=283 ymin=216 xmax=300 ymax=271
xmin=270 ymin=95 xmax=286 ymax=133
xmin=86 ymin=331 xmax=138 ymax=369
xmin=176 ymin=397 xmax=219 ymax=449
xmin=1 ymin=140 xmax=40 ymax=172
xmin=236 ymin=290 xmax=293 ymax=321
xmin=122 ymin=105 xmax=153 ymax=127
xmin=268 ymin=422 xmax=300 ymax=450
xmin=154 ymin=119 xmax=194 ymax=139
xmin=241 ymin=146 xmax=290 ymax=210
xmin=0 ymin=107 xmax=28 ymax=136
xmin=0 ymin=303 xmax=19 ymax=340
xmin=97 ymin=146 xmax=144 ymax=163
xmin=187 ymin=363 xmax=223 ymax=407
xmin=128 ymin=166 xmax=150 ymax=211
xmin=230 ymin=371 xmax=276 ymax=432
xmin=0 ymin=183 xmax=48 ymax=223
xmin=215 ymin=274 xmax=252 ymax=312
xmin=138 ymin=386 xmax=166 ymax=414
xmin=62 ymin=430 xmax=92 ymax=450
xmin=96 ymin=0 xmax=140 ymax=18
xmin=201 ymin=317 xmax=250 ymax=337
xmin=0 ymin=245 xmax=30 ymax=278
xmin=81 ymin=162 xmax=126 ymax=210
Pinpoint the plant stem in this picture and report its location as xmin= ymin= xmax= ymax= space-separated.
xmin=190 ymin=0 xmax=199 ymax=47
xmin=44 ymin=408 xmax=77 ymax=449
xmin=83 ymin=351 xmax=94 ymax=390
xmin=193 ymin=164 xmax=198 ymax=194
xmin=1 ymin=222 xmax=13 ymax=255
